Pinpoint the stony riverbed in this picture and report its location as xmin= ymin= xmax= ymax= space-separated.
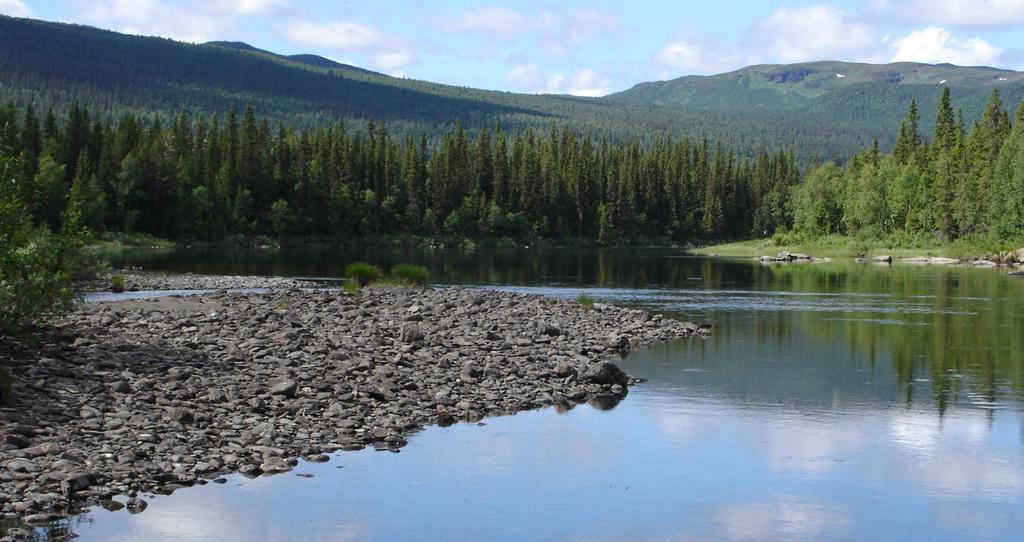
xmin=76 ymin=271 xmax=315 ymax=293
xmin=0 ymin=284 xmax=709 ymax=525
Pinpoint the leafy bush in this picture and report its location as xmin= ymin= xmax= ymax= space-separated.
xmin=111 ymin=274 xmax=126 ymax=293
xmin=391 ymin=264 xmax=428 ymax=286
xmin=345 ymin=262 xmax=382 ymax=287
xmin=0 ymin=150 xmax=87 ymax=333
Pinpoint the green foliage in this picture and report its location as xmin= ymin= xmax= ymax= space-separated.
xmin=0 ymin=144 xmax=87 ymax=332
xmin=345 ymin=262 xmax=382 ymax=288
xmin=577 ymin=294 xmax=595 ymax=309
xmin=110 ymin=274 xmax=125 ymax=293
xmin=390 ymin=264 xmax=428 ymax=286
xmin=794 ymin=88 xmax=1024 ymax=245
xmin=0 ymin=101 xmax=800 ymax=246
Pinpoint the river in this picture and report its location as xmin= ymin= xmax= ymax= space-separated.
xmin=28 ymin=248 xmax=1024 ymax=541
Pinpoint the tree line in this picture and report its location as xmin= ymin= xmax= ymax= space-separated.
xmin=791 ymin=88 xmax=1024 ymax=243
xmin=0 ymin=102 xmax=799 ymax=244
xmin=4 ymin=86 xmax=1021 ymax=249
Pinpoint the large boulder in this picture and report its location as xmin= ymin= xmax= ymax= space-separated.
xmin=581 ymin=361 xmax=629 ymax=386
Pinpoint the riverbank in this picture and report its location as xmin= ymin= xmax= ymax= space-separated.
xmin=693 ymin=237 xmax=1024 ymax=265
xmin=75 ymin=271 xmax=317 ymax=293
xmin=0 ymin=283 xmax=709 ymax=523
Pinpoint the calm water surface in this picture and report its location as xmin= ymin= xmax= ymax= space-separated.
xmin=31 ymin=249 xmax=1024 ymax=541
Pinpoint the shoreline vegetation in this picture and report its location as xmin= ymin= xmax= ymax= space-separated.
xmin=0 ymin=275 xmax=711 ymax=523
xmin=694 ymin=236 xmax=1024 ymax=265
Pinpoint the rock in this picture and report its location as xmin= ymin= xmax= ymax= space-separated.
xmin=399 ymin=323 xmax=424 ymax=343
xmin=22 ymin=442 xmax=61 ymax=458
xmin=873 ymin=255 xmax=893 ymax=263
xmin=460 ymin=363 xmax=482 ymax=382
xmin=164 ymin=407 xmax=194 ymax=424
xmin=110 ymin=381 xmax=132 ymax=393
xmin=2 ymin=432 xmax=30 ymax=449
xmin=1009 ymin=270 xmax=1024 ymax=277
xmin=607 ymin=334 xmax=630 ymax=352
xmin=539 ymin=323 xmax=561 ymax=337
xmin=60 ymin=472 xmax=96 ymax=495
xmin=485 ymin=330 xmax=504 ymax=341
xmin=552 ymin=360 xmax=576 ymax=378
xmin=259 ymin=458 xmax=293 ymax=475
xmin=269 ymin=378 xmax=298 ymax=398
xmin=126 ymin=497 xmax=148 ymax=514
xmin=902 ymin=256 xmax=959 ymax=265
xmin=580 ymin=361 xmax=629 ymax=386
xmin=972 ymin=259 xmax=998 ymax=268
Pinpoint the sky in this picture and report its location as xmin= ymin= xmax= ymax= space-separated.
xmin=3 ymin=0 xmax=1024 ymax=96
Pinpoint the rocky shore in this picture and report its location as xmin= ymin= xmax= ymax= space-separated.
xmin=0 ymin=284 xmax=709 ymax=524
xmin=77 ymin=271 xmax=315 ymax=293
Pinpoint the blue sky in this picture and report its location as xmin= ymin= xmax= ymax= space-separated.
xmin=4 ymin=1 xmax=1024 ymax=95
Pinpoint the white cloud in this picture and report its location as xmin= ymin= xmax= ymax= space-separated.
xmin=281 ymin=20 xmax=416 ymax=71
xmin=891 ymin=26 xmax=1004 ymax=66
xmin=73 ymin=0 xmax=235 ymax=42
xmin=208 ymin=0 xmax=290 ymax=16
xmin=506 ymin=64 xmax=613 ymax=96
xmin=536 ymin=8 xmax=621 ymax=55
xmin=433 ymin=6 xmax=527 ymax=37
xmin=283 ymin=20 xmax=387 ymax=50
xmin=506 ymin=63 xmax=542 ymax=90
xmin=0 ymin=0 xmax=31 ymax=16
xmin=373 ymin=49 xmax=412 ymax=72
xmin=652 ymin=5 xmax=884 ymax=77
xmin=751 ymin=5 xmax=880 ymax=63
xmin=874 ymin=0 xmax=1024 ymax=28
xmin=549 ymin=68 xmax=614 ymax=97
xmin=653 ymin=25 xmax=746 ymax=76
xmin=651 ymin=3 xmax=1018 ymax=78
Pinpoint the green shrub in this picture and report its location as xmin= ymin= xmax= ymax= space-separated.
xmin=391 ymin=264 xmax=428 ymax=286
xmin=577 ymin=294 xmax=595 ymax=309
xmin=111 ymin=274 xmax=126 ymax=293
xmin=1 ymin=149 xmax=87 ymax=333
xmin=345 ymin=262 xmax=382 ymax=288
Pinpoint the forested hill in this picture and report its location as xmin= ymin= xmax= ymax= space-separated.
xmin=608 ymin=61 xmax=1024 ymax=143
xmin=3 ymin=15 xmax=1024 ymax=159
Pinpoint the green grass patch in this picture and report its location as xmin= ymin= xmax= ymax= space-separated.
xmin=345 ymin=262 xmax=383 ymax=288
xmin=390 ymin=264 xmax=429 ymax=286
xmin=577 ymin=294 xmax=595 ymax=309
xmin=692 ymin=234 xmax=1024 ymax=260
xmin=110 ymin=274 xmax=126 ymax=293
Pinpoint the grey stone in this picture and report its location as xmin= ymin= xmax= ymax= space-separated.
xmin=581 ymin=361 xmax=629 ymax=386
xmin=270 ymin=379 xmax=298 ymax=398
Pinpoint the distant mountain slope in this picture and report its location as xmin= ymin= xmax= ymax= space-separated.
xmin=607 ymin=61 xmax=1024 ymax=110
xmin=2 ymin=15 xmax=1023 ymax=159
xmin=205 ymin=41 xmax=382 ymax=75
xmin=606 ymin=61 xmax=1024 ymax=141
